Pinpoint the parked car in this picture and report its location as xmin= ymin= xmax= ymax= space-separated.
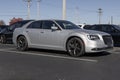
xmin=0 ymin=20 xmax=34 ymax=44
xmin=13 ymin=20 xmax=113 ymax=57
xmin=0 ymin=25 xmax=9 ymax=32
xmin=78 ymin=24 xmax=92 ymax=29
xmin=83 ymin=24 xmax=120 ymax=46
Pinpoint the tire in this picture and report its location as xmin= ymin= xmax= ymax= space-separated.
xmin=67 ymin=37 xmax=85 ymax=57
xmin=17 ymin=36 xmax=28 ymax=51
xmin=0 ymin=35 xmax=6 ymax=44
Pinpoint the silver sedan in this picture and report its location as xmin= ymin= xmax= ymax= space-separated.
xmin=13 ymin=20 xmax=113 ymax=57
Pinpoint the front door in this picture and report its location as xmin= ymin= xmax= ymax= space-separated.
xmin=39 ymin=21 xmax=64 ymax=49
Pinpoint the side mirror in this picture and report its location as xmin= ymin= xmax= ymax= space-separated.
xmin=51 ymin=24 xmax=58 ymax=31
xmin=51 ymin=26 xmax=58 ymax=31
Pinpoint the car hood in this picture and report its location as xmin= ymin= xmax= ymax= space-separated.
xmin=70 ymin=29 xmax=110 ymax=35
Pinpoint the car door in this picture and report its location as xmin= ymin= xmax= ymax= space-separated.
xmin=39 ymin=20 xmax=64 ymax=49
xmin=26 ymin=21 xmax=42 ymax=45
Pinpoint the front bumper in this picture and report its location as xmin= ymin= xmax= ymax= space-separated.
xmin=85 ymin=35 xmax=113 ymax=53
xmin=85 ymin=45 xmax=113 ymax=53
xmin=91 ymin=46 xmax=113 ymax=51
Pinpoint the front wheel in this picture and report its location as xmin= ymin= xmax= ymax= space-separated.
xmin=67 ymin=37 xmax=85 ymax=57
xmin=17 ymin=36 xmax=28 ymax=51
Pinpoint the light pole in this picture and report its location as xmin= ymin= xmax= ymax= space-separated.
xmin=23 ymin=0 xmax=32 ymax=19
xmin=37 ymin=0 xmax=41 ymax=19
xmin=75 ymin=7 xmax=80 ymax=24
xmin=62 ymin=0 xmax=66 ymax=20
xmin=98 ymin=8 xmax=102 ymax=24
xmin=111 ymin=16 xmax=113 ymax=24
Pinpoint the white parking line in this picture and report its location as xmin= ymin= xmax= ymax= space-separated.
xmin=0 ymin=48 xmax=98 ymax=63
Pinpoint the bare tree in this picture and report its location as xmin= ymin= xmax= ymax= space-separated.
xmin=9 ymin=17 xmax=23 ymax=25
xmin=0 ymin=20 xmax=6 ymax=25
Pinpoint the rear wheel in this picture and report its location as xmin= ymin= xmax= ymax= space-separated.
xmin=17 ymin=36 xmax=28 ymax=51
xmin=0 ymin=35 xmax=6 ymax=44
xmin=67 ymin=37 xmax=85 ymax=57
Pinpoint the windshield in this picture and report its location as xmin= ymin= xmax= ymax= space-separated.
xmin=56 ymin=20 xmax=80 ymax=29
xmin=114 ymin=25 xmax=120 ymax=30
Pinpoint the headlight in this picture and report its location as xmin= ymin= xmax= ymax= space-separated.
xmin=87 ymin=35 xmax=100 ymax=40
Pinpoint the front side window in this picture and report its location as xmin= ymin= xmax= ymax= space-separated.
xmin=102 ymin=26 xmax=113 ymax=32
xmin=113 ymin=25 xmax=120 ymax=31
xmin=42 ymin=21 xmax=57 ymax=29
xmin=56 ymin=20 xmax=80 ymax=29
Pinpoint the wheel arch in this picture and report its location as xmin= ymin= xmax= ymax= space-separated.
xmin=16 ymin=34 xmax=29 ymax=51
xmin=16 ymin=35 xmax=26 ymax=42
xmin=66 ymin=36 xmax=85 ymax=50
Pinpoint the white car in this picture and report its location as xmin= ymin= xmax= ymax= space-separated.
xmin=13 ymin=20 xmax=113 ymax=57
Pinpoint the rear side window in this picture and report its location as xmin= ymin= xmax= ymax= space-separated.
xmin=27 ymin=21 xmax=41 ymax=29
xmin=9 ymin=21 xmax=32 ymax=30
xmin=84 ymin=25 xmax=92 ymax=29
xmin=89 ymin=25 xmax=101 ymax=31
xmin=9 ymin=23 xmax=18 ymax=31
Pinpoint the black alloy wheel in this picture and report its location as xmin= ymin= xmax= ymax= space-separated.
xmin=17 ymin=36 xmax=28 ymax=51
xmin=67 ymin=37 xmax=85 ymax=57
xmin=0 ymin=35 xmax=6 ymax=44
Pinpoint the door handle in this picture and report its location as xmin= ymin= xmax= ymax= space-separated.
xmin=41 ymin=32 xmax=44 ymax=33
xmin=26 ymin=31 xmax=29 ymax=33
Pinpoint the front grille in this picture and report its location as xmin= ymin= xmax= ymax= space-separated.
xmin=102 ymin=35 xmax=113 ymax=46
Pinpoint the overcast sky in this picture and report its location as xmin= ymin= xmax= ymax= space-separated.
xmin=0 ymin=0 xmax=120 ymax=24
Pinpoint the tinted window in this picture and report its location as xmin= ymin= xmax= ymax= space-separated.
xmin=18 ymin=20 xmax=33 ymax=27
xmin=101 ymin=25 xmax=114 ymax=32
xmin=0 ymin=25 xmax=8 ymax=29
xmin=9 ymin=23 xmax=17 ymax=31
xmin=42 ymin=21 xmax=56 ymax=29
xmin=113 ymin=25 xmax=120 ymax=30
xmin=84 ymin=25 xmax=92 ymax=29
xmin=10 ymin=21 xmax=32 ymax=30
xmin=90 ymin=25 xmax=101 ymax=31
xmin=56 ymin=20 xmax=80 ymax=29
xmin=27 ymin=21 xmax=41 ymax=29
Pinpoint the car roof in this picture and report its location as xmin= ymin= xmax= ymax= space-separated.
xmin=93 ymin=24 xmax=116 ymax=26
xmin=35 ymin=19 xmax=72 ymax=22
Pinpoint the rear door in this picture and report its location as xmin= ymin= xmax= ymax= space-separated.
xmin=26 ymin=21 xmax=42 ymax=45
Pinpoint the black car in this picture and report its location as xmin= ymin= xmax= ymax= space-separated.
xmin=0 ymin=25 xmax=9 ymax=32
xmin=84 ymin=24 xmax=120 ymax=46
xmin=0 ymin=20 xmax=33 ymax=44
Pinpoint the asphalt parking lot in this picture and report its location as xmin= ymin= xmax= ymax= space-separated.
xmin=0 ymin=44 xmax=120 ymax=80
